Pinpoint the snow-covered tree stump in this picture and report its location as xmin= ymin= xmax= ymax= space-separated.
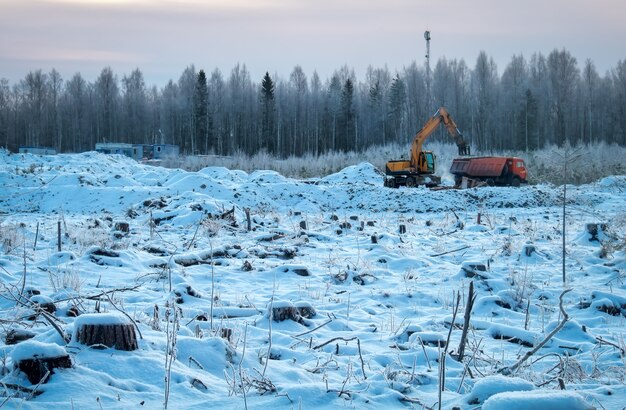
xmin=74 ymin=313 xmax=138 ymax=351
xmin=11 ymin=341 xmax=72 ymax=384
xmin=268 ymin=301 xmax=304 ymax=324
xmin=522 ymin=243 xmax=536 ymax=257
xmin=586 ymin=223 xmax=608 ymax=242
xmin=295 ymin=301 xmax=316 ymax=319
xmin=5 ymin=329 xmax=36 ymax=345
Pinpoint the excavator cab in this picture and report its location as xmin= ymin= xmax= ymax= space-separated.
xmin=420 ymin=151 xmax=436 ymax=174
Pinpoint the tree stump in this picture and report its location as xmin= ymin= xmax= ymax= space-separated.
xmin=5 ymin=329 xmax=36 ymax=345
xmin=371 ymin=235 xmax=378 ymax=244
xmin=523 ymin=243 xmax=536 ymax=257
xmin=74 ymin=313 xmax=138 ymax=351
xmin=295 ymin=302 xmax=316 ymax=319
xmin=114 ymin=222 xmax=129 ymax=233
xmin=399 ymin=224 xmax=406 ymax=234
xmin=11 ymin=341 xmax=71 ymax=384
xmin=18 ymin=355 xmax=72 ymax=384
xmin=586 ymin=223 xmax=608 ymax=242
xmin=299 ymin=220 xmax=307 ymax=230
xmin=220 ymin=328 xmax=233 ymax=342
xmin=269 ymin=301 xmax=303 ymax=324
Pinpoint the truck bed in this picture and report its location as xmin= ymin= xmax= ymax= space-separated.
xmin=450 ymin=157 xmax=507 ymax=177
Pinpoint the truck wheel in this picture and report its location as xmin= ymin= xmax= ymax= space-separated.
xmin=511 ymin=177 xmax=521 ymax=187
xmin=406 ymin=177 xmax=416 ymax=187
xmin=486 ymin=178 xmax=495 ymax=186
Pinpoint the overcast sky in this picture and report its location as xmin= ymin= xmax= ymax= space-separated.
xmin=1 ymin=0 xmax=625 ymax=87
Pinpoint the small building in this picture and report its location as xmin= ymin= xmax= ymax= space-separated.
xmin=152 ymin=144 xmax=179 ymax=159
xmin=19 ymin=147 xmax=57 ymax=155
xmin=95 ymin=143 xmax=135 ymax=158
xmin=95 ymin=143 xmax=179 ymax=161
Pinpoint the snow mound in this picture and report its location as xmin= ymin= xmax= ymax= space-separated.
xmin=73 ymin=312 xmax=132 ymax=327
xmin=482 ymin=390 xmax=593 ymax=410
xmin=11 ymin=340 xmax=67 ymax=362
xmin=320 ymin=162 xmax=382 ymax=184
xmin=467 ymin=375 xmax=534 ymax=404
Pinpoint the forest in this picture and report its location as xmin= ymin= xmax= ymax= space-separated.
xmin=1 ymin=48 xmax=626 ymax=157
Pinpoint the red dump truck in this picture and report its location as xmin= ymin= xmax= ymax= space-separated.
xmin=450 ymin=157 xmax=527 ymax=187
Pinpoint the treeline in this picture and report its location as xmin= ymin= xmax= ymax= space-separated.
xmin=1 ymin=48 xmax=625 ymax=156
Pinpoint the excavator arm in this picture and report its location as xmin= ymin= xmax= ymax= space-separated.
xmin=410 ymin=107 xmax=469 ymax=171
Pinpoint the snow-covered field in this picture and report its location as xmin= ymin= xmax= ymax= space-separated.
xmin=0 ymin=150 xmax=625 ymax=409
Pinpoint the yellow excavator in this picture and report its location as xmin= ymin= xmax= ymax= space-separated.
xmin=384 ymin=107 xmax=469 ymax=188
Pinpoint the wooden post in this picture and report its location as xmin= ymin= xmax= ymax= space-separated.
xmin=245 ymin=208 xmax=251 ymax=232
xmin=33 ymin=222 xmax=39 ymax=251
xmin=456 ymin=281 xmax=475 ymax=362
xmin=57 ymin=221 xmax=61 ymax=252
xmin=399 ymin=224 xmax=406 ymax=234
xmin=477 ymin=213 xmax=481 ymax=225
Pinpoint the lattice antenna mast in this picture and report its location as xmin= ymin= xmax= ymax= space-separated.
xmin=424 ymin=30 xmax=433 ymax=113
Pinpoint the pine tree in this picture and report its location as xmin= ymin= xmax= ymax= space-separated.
xmin=260 ymin=71 xmax=276 ymax=153
xmin=340 ymin=78 xmax=354 ymax=151
xmin=194 ymin=70 xmax=209 ymax=153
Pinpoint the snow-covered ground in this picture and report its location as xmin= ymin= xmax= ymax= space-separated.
xmin=0 ymin=150 xmax=625 ymax=409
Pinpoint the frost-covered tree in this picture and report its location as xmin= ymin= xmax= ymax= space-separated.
xmin=22 ymin=70 xmax=48 ymax=148
xmin=501 ymin=55 xmax=529 ymax=150
xmin=47 ymin=69 xmax=63 ymax=150
xmin=581 ymin=59 xmax=599 ymax=145
xmin=178 ymin=65 xmax=196 ymax=153
xmin=0 ymin=78 xmax=10 ymax=149
xmin=94 ymin=67 xmax=119 ymax=144
xmin=613 ymin=59 xmax=626 ymax=145
xmin=289 ymin=65 xmax=308 ymax=156
xmin=121 ymin=68 xmax=148 ymax=144
xmin=547 ymin=49 xmax=579 ymax=146
xmin=340 ymin=78 xmax=355 ymax=151
xmin=208 ymin=69 xmax=226 ymax=154
xmin=471 ymin=52 xmax=499 ymax=151
xmin=388 ymin=74 xmax=407 ymax=142
xmin=64 ymin=73 xmax=88 ymax=152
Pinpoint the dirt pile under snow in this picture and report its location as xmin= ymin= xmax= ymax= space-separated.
xmin=0 ymin=150 xmax=624 ymax=409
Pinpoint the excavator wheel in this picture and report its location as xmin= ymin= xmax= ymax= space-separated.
xmin=405 ymin=177 xmax=416 ymax=188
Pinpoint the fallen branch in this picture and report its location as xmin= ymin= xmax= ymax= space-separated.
xmin=292 ymin=318 xmax=332 ymax=338
xmin=313 ymin=336 xmax=357 ymax=350
xmin=50 ymin=285 xmax=142 ymax=302
xmin=39 ymin=310 xmax=70 ymax=343
xmin=357 ymin=338 xmax=367 ymax=380
xmin=104 ymin=292 xmax=143 ymax=340
xmin=430 ymin=246 xmax=470 ymax=257
xmin=499 ymin=289 xmax=572 ymax=375
xmin=596 ymin=336 xmax=626 ymax=356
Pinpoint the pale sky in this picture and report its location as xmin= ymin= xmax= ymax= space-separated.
xmin=1 ymin=0 xmax=625 ymax=86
